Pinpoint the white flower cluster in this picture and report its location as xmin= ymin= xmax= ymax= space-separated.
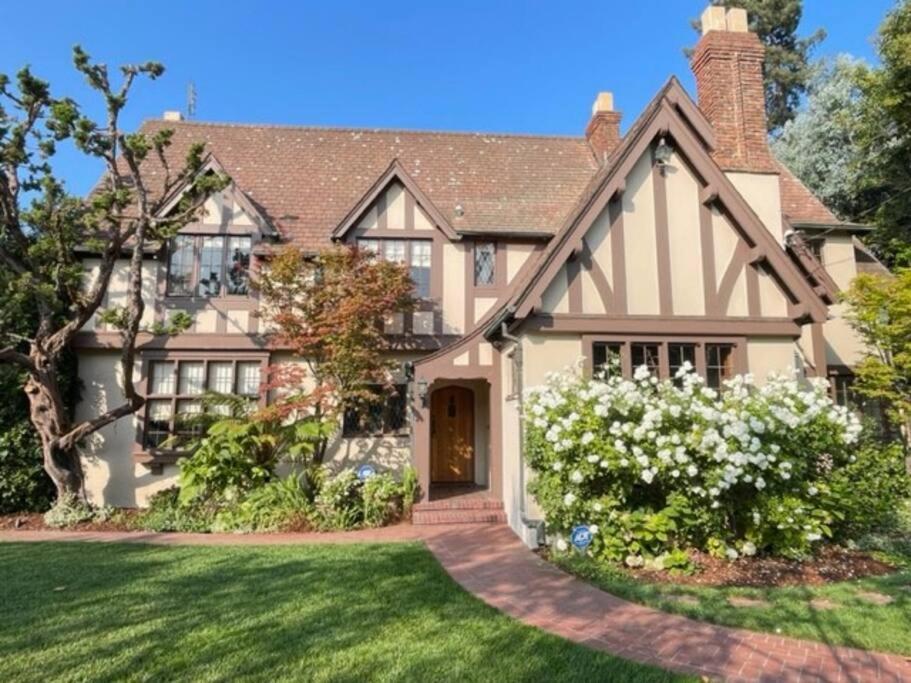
xmin=525 ymin=360 xmax=862 ymax=560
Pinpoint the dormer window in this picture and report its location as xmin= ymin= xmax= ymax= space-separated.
xmin=167 ymin=235 xmax=252 ymax=297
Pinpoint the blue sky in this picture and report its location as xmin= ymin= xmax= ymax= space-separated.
xmin=0 ymin=0 xmax=896 ymax=195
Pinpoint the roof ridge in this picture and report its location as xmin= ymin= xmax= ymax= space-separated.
xmin=139 ymin=118 xmax=589 ymax=143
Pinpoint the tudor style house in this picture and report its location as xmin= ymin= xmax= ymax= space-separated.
xmin=75 ymin=6 xmax=885 ymax=544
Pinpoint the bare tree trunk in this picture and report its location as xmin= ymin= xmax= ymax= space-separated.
xmin=23 ymin=353 xmax=85 ymax=501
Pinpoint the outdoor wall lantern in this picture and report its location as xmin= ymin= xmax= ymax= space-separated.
xmin=654 ymin=136 xmax=674 ymax=174
xmin=416 ymin=379 xmax=429 ymax=406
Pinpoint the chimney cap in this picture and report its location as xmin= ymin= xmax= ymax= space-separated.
xmin=700 ymin=5 xmax=748 ymax=35
xmin=591 ymin=92 xmax=615 ymax=115
xmin=163 ymin=110 xmax=184 ymax=122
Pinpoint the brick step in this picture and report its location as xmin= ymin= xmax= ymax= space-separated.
xmin=413 ymin=498 xmax=504 ymax=512
xmin=412 ymin=509 xmax=508 ymax=525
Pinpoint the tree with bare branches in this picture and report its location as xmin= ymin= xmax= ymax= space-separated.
xmin=0 ymin=48 xmax=224 ymax=502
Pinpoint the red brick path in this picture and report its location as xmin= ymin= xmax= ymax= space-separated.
xmin=3 ymin=525 xmax=911 ymax=681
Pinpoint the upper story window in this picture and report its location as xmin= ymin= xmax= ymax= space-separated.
xmin=474 ymin=242 xmax=496 ymax=286
xmin=358 ymin=238 xmax=432 ymax=299
xmin=167 ymin=235 xmax=252 ymax=297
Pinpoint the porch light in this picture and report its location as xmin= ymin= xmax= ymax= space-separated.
xmin=654 ymin=136 xmax=674 ymax=173
xmin=416 ymin=379 xmax=429 ymax=405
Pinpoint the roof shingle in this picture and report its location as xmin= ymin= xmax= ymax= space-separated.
xmin=139 ymin=120 xmax=598 ymax=250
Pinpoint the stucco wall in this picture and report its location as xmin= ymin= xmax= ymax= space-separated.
xmin=821 ymin=235 xmax=867 ymax=368
xmin=77 ymin=351 xmax=180 ymax=507
xmin=727 ymin=172 xmax=784 ymax=239
xmin=746 ymin=337 xmax=798 ymax=383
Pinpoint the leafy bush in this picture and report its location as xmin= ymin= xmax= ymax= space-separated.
xmin=312 ymin=466 xmax=417 ymax=530
xmin=829 ymin=436 xmax=911 ymax=538
xmin=178 ymin=412 xmax=324 ymax=505
xmin=213 ymin=474 xmax=317 ymax=533
xmin=130 ymin=487 xmax=216 ymax=533
xmin=313 ymin=469 xmax=363 ymax=530
xmin=526 ymin=363 xmax=866 ymax=561
xmin=43 ymin=493 xmax=97 ymax=528
xmin=0 ymin=422 xmax=54 ymax=514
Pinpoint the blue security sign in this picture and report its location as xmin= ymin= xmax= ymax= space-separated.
xmin=570 ymin=525 xmax=593 ymax=550
xmin=356 ymin=464 xmax=377 ymax=481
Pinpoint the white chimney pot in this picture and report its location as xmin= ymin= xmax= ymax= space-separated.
xmin=163 ymin=111 xmax=184 ymax=122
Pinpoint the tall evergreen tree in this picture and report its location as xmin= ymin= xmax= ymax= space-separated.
xmin=692 ymin=0 xmax=825 ymax=132
xmin=855 ymin=0 xmax=911 ymax=266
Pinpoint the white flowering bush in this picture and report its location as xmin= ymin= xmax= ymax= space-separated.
xmin=526 ymin=362 xmax=864 ymax=562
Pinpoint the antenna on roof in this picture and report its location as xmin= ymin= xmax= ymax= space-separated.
xmin=186 ymin=82 xmax=197 ymax=120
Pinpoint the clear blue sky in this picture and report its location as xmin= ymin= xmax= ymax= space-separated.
xmin=0 ymin=0 xmax=896 ymax=195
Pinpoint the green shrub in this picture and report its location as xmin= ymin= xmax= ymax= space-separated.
xmin=313 ymin=469 xmax=363 ymax=530
xmin=0 ymin=422 xmax=54 ymax=514
xmin=400 ymin=465 xmax=419 ymax=517
xmin=213 ymin=474 xmax=316 ymax=532
xmin=830 ymin=437 xmax=911 ymax=538
xmin=178 ymin=414 xmax=324 ymax=505
xmin=363 ymin=473 xmax=403 ymax=527
xmin=43 ymin=493 xmax=96 ymax=528
xmin=130 ymin=487 xmax=216 ymax=533
xmin=527 ymin=365 xmax=866 ymax=561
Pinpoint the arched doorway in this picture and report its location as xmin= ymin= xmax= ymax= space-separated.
xmin=430 ymin=386 xmax=475 ymax=483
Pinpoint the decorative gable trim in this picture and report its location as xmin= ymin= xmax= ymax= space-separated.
xmin=156 ymin=155 xmax=278 ymax=237
xmin=331 ymin=159 xmax=459 ymax=242
xmin=500 ymin=82 xmax=828 ymax=332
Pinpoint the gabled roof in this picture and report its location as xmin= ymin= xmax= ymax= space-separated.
xmin=136 ymin=119 xmax=598 ymax=250
xmin=331 ymin=159 xmax=459 ymax=241
xmin=157 ymin=155 xmax=278 ymax=237
xmin=495 ymin=79 xmax=829 ymax=330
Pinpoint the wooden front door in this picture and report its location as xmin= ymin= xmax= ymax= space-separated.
xmin=430 ymin=386 xmax=475 ymax=483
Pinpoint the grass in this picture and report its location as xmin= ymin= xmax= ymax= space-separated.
xmin=0 ymin=542 xmax=687 ymax=683
xmin=555 ymin=533 xmax=911 ymax=657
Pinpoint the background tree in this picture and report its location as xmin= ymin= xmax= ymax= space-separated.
xmin=771 ymin=56 xmax=870 ymax=220
xmin=256 ymin=245 xmax=415 ymax=462
xmin=691 ymin=0 xmax=825 ymax=131
xmin=0 ymin=49 xmax=222 ymax=502
xmin=854 ymin=0 xmax=911 ymax=267
xmin=842 ymin=270 xmax=911 ymax=459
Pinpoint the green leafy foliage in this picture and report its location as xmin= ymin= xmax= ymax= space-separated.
xmin=0 ymin=421 xmax=52 ymax=514
xmin=129 ymin=487 xmax=215 ymax=533
xmin=177 ymin=411 xmax=326 ymax=506
xmin=43 ymin=493 xmax=97 ymax=528
xmin=212 ymin=473 xmax=318 ymax=533
xmin=842 ymin=270 xmax=911 ymax=449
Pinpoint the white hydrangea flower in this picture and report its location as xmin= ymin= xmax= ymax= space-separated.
xmin=570 ymin=470 xmax=584 ymax=484
xmin=556 ymin=538 xmax=568 ymax=552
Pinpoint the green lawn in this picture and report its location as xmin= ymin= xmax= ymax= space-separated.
xmin=0 ymin=542 xmax=685 ymax=683
xmin=556 ymin=548 xmax=911 ymax=656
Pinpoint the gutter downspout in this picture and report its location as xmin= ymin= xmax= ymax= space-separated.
xmin=500 ymin=322 xmax=545 ymax=546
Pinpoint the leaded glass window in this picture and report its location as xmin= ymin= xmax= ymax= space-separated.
xmin=474 ymin=242 xmax=495 ymax=286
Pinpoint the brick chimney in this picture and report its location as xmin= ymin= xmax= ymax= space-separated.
xmin=691 ymin=5 xmax=775 ymax=173
xmin=585 ymin=92 xmax=622 ymax=163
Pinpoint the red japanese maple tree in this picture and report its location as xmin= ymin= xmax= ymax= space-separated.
xmin=256 ymin=245 xmax=416 ymax=461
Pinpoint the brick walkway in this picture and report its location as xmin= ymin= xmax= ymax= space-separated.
xmin=3 ymin=525 xmax=911 ymax=681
